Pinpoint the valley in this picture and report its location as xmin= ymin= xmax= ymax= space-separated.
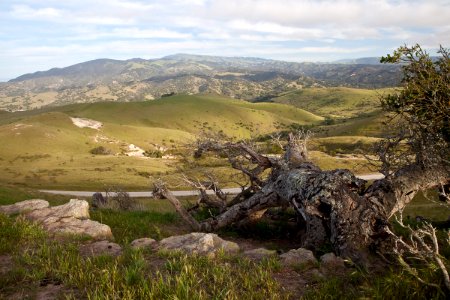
xmin=0 ymin=91 xmax=383 ymax=190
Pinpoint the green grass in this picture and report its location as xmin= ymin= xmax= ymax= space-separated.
xmin=303 ymin=267 xmax=447 ymax=299
xmin=1 ymin=184 xmax=448 ymax=298
xmin=310 ymin=136 xmax=381 ymax=155
xmin=403 ymin=190 xmax=450 ymax=221
xmin=273 ymin=87 xmax=393 ymax=118
xmin=0 ymin=94 xmax=326 ymax=189
xmin=90 ymin=209 xmax=184 ymax=244
xmin=0 ymin=213 xmax=287 ymax=299
xmin=316 ymin=111 xmax=388 ymax=138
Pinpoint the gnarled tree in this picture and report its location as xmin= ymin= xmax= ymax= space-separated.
xmin=154 ymin=45 xmax=449 ymax=266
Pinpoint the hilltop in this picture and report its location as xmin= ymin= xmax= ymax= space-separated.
xmin=0 ymin=54 xmax=401 ymax=111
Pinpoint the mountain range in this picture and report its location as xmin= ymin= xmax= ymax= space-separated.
xmin=0 ymin=54 xmax=401 ymax=111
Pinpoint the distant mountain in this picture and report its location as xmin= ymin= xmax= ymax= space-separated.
xmin=333 ymin=57 xmax=383 ymax=65
xmin=0 ymin=54 xmax=401 ymax=111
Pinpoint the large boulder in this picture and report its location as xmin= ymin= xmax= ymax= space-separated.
xmin=159 ymin=232 xmax=239 ymax=257
xmin=280 ymin=248 xmax=318 ymax=267
xmin=26 ymin=199 xmax=112 ymax=240
xmin=0 ymin=199 xmax=49 ymax=215
xmin=26 ymin=199 xmax=90 ymax=222
xmin=44 ymin=218 xmax=113 ymax=240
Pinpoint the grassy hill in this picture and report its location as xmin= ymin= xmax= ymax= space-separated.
xmin=0 ymin=94 xmax=324 ymax=189
xmin=273 ymin=87 xmax=394 ymax=118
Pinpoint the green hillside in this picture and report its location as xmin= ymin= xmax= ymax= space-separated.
xmin=0 ymin=94 xmax=324 ymax=189
xmin=57 ymin=94 xmax=323 ymax=137
xmin=273 ymin=87 xmax=394 ymax=118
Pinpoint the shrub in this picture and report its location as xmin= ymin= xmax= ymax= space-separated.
xmin=89 ymin=146 xmax=112 ymax=155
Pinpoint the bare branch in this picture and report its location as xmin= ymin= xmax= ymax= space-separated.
xmin=153 ymin=180 xmax=201 ymax=231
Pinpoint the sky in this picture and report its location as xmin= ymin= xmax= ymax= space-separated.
xmin=0 ymin=0 xmax=449 ymax=81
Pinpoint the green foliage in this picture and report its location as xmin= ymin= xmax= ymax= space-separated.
xmin=381 ymin=45 xmax=449 ymax=135
xmin=380 ymin=44 xmax=450 ymax=169
xmin=144 ymin=149 xmax=163 ymax=158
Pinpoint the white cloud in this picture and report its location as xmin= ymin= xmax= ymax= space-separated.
xmin=11 ymin=4 xmax=63 ymax=19
xmin=111 ymin=28 xmax=192 ymax=39
xmin=1 ymin=0 xmax=450 ymax=79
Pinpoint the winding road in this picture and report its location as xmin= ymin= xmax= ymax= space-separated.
xmin=39 ymin=173 xmax=384 ymax=198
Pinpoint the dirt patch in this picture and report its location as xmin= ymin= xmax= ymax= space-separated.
xmin=71 ymin=117 xmax=103 ymax=130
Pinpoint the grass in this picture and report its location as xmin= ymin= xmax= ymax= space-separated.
xmin=310 ymin=136 xmax=381 ymax=155
xmin=1 ymin=184 xmax=448 ymax=298
xmin=273 ymin=87 xmax=393 ymax=118
xmin=0 ymin=94 xmax=326 ymax=189
xmin=0 ymin=213 xmax=287 ymax=299
xmin=90 ymin=209 xmax=185 ymax=244
xmin=316 ymin=111 xmax=389 ymax=138
xmin=302 ymin=267 xmax=448 ymax=299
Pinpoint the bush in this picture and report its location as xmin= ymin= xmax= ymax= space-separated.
xmin=89 ymin=146 xmax=112 ymax=155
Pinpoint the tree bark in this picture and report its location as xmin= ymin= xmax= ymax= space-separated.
xmin=154 ymin=134 xmax=449 ymax=265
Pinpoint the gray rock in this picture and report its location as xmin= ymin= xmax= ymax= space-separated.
xmin=45 ymin=217 xmax=113 ymax=240
xmin=0 ymin=199 xmax=49 ymax=215
xmin=243 ymin=248 xmax=277 ymax=261
xmin=26 ymin=199 xmax=90 ymax=221
xmin=130 ymin=238 xmax=158 ymax=250
xmin=26 ymin=199 xmax=112 ymax=240
xmin=159 ymin=232 xmax=239 ymax=257
xmin=320 ymin=252 xmax=345 ymax=268
xmin=92 ymin=192 xmax=107 ymax=208
xmin=79 ymin=241 xmax=122 ymax=257
xmin=280 ymin=248 xmax=318 ymax=267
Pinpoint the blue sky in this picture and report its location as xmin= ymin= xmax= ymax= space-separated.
xmin=0 ymin=0 xmax=449 ymax=81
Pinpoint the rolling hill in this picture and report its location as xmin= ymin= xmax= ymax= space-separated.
xmin=272 ymin=87 xmax=394 ymax=118
xmin=0 ymin=94 xmax=325 ymax=189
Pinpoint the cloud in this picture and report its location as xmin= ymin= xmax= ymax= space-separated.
xmin=11 ymin=4 xmax=63 ymax=19
xmin=1 ymin=0 xmax=449 ymax=79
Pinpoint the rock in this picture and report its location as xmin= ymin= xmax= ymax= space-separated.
xmin=320 ymin=253 xmax=345 ymax=269
xmin=243 ymin=248 xmax=277 ymax=261
xmin=79 ymin=241 xmax=122 ymax=257
xmin=26 ymin=199 xmax=112 ymax=240
xmin=45 ymin=218 xmax=113 ymax=240
xmin=92 ymin=192 xmax=107 ymax=208
xmin=130 ymin=238 xmax=158 ymax=250
xmin=280 ymin=248 xmax=318 ymax=267
xmin=26 ymin=199 xmax=89 ymax=222
xmin=159 ymin=232 xmax=239 ymax=257
xmin=0 ymin=199 xmax=49 ymax=215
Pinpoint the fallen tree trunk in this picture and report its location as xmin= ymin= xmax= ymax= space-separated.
xmin=154 ymin=133 xmax=449 ymax=265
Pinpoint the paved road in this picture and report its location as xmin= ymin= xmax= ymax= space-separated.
xmin=39 ymin=173 xmax=385 ymax=198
